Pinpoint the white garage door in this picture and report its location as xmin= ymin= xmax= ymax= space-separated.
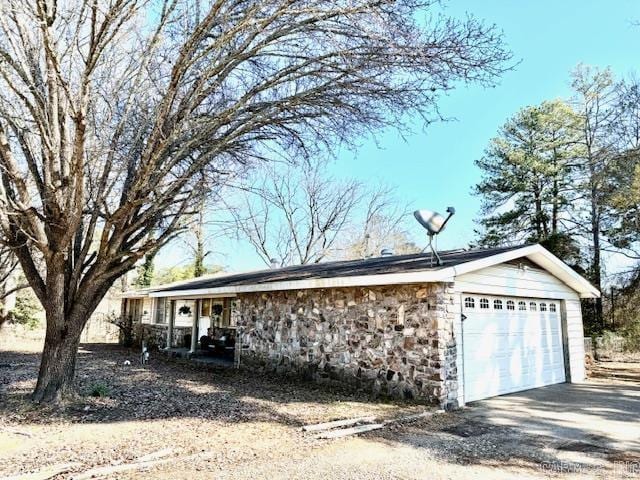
xmin=462 ymin=295 xmax=566 ymax=402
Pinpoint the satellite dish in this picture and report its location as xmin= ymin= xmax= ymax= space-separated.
xmin=413 ymin=207 xmax=456 ymax=266
xmin=414 ymin=210 xmax=445 ymax=234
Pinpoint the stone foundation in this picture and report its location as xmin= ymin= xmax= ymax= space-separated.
xmin=236 ymin=283 xmax=458 ymax=407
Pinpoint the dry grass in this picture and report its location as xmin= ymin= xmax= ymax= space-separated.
xmin=1 ymin=338 xmax=638 ymax=479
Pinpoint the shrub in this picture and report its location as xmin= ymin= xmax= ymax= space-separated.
xmin=621 ymin=321 xmax=640 ymax=352
xmin=89 ymin=382 xmax=111 ymax=398
xmin=11 ymin=291 xmax=41 ymax=329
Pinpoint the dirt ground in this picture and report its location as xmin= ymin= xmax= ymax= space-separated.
xmin=1 ymin=338 xmax=639 ymax=480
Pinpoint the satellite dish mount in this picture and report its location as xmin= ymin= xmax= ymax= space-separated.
xmin=413 ymin=207 xmax=456 ymax=266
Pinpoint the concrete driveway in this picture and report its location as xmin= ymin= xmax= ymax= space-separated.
xmin=463 ymin=361 xmax=640 ymax=460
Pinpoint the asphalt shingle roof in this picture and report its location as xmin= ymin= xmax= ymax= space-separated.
xmin=156 ymin=244 xmax=527 ymax=292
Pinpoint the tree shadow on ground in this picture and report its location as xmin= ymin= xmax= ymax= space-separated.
xmin=0 ymin=343 xmax=413 ymax=429
xmin=2 ymin=344 xmax=639 ymax=478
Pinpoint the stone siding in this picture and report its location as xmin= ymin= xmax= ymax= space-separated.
xmin=236 ymin=283 xmax=458 ymax=408
xmin=135 ymin=324 xmax=191 ymax=350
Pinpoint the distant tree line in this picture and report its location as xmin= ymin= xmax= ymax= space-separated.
xmin=475 ymin=64 xmax=640 ymax=332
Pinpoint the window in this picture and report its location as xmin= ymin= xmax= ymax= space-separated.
xmin=479 ymin=298 xmax=489 ymax=309
xmin=127 ymin=299 xmax=143 ymax=321
xmin=464 ymin=297 xmax=475 ymax=309
xmin=154 ymin=297 xmax=167 ymax=324
xmin=549 ymin=303 xmax=557 ymax=312
xmin=518 ymin=301 xmax=527 ymax=311
xmin=540 ymin=302 xmax=547 ymax=312
xmin=493 ymin=299 xmax=503 ymax=310
xmin=201 ymin=298 xmax=212 ymax=317
xmin=506 ymin=300 xmax=515 ymax=310
xmin=529 ymin=302 xmax=537 ymax=312
xmin=211 ymin=299 xmax=231 ymax=327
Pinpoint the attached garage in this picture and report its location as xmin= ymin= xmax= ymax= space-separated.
xmin=461 ymin=294 xmax=566 ymax=402
xmin=124 ymin=243 xmax=598 ymax=408
xmin=453 ymin=254 xmax=597 ymax=404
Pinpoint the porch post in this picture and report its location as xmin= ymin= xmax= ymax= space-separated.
xmin=190 ymin=299 xmax=200 ymax=354
xmin=166 ymin=299 xmax=175 ymax=349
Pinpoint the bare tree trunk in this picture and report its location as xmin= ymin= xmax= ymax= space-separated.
xmin=31 ymin=255 xmax=100 ymax=403
xmin=32 ymin=314 xmax=83 ymax=403
xmin=590 ymin=187 xmax=604 ymax=328
xmin=533 ymin=185 xmax=545 ymax=239
xmin=193 ymin=208 xmax=206 ymax=277
xmin=551 ymin=147 xmax=559 ymax=235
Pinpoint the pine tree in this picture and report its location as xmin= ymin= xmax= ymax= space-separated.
xmin=475 ymin=100 xmax=581 ymax=262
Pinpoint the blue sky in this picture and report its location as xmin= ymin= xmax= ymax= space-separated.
xmin=162 ymin=1 xmax=640 ymax=277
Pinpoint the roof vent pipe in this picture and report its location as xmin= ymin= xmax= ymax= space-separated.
xmin=380 ymin=248 xmax=394 ymax=257
xmin=269 ymin=258 xmax=279 ymax=269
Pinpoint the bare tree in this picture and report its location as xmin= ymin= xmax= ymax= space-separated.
xmin=230 ymin=164 xmax=415 ymax=265
xmin=230 ymin=161 xmax=365 ymax=265
xmin=0 ymin=0 xmax=510 ymax=402
xmin=570 ymin=65 xmax=620 ymax=326
xmin=338 ymin=185 xmax=418 ymax=259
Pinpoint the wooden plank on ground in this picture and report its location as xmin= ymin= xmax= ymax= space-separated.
xmin=70 ymin=452 xmax=212 ymax=480
xmin=314 ymin=423 xmax=385 ymax=439
xmin=302 ymin=416 xmax=377 ymax=432
xmin=136 ymin=448 xmax=177 ymax=462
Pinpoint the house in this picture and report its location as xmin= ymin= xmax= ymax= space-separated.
xmin=120 ymin=243 xmax=599 ymax=409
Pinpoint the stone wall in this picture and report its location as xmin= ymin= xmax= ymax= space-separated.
xmin=236 ymin=283 xmax=458 ymax=408
xmin=135 ymin=324 xmax=191 ymax=350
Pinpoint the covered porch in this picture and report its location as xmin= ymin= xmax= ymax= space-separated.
xmin=146 ymin=292 xmax=239 ymax=363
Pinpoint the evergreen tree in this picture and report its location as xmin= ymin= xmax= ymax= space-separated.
xmin=475 ymin=100 xmax=581 ymax=262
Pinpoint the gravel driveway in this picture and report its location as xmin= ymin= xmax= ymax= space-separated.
xmin=1 ymin=340 xmax=639 ymax=479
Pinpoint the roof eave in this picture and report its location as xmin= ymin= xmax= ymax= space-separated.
xmin=451 ymin=244 xmax=600 ymax=298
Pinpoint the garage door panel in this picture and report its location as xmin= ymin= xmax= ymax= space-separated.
xmin=464 ymin=365 xmax=565 ymax=386
xmin=467 ymin=345 xmax=562 ymax=371
xmin=464 ymin=372 xmax=566 ymax=400
xmin=463 ymin=355 xmax=565 ymax=376
xmin=462 ymin=294 xmax=565 ymax=402
xmin=462 ymin=332 xmax=563 ymax=354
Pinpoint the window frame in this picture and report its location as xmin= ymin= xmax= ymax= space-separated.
xmin=154 ymin=297 xmax=167 ymax=324
xmin=201 ymin=298 xmax=212 ymax=317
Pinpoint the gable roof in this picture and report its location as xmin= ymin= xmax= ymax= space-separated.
xmin=133 ymin=244 xmax=598 ymax=299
